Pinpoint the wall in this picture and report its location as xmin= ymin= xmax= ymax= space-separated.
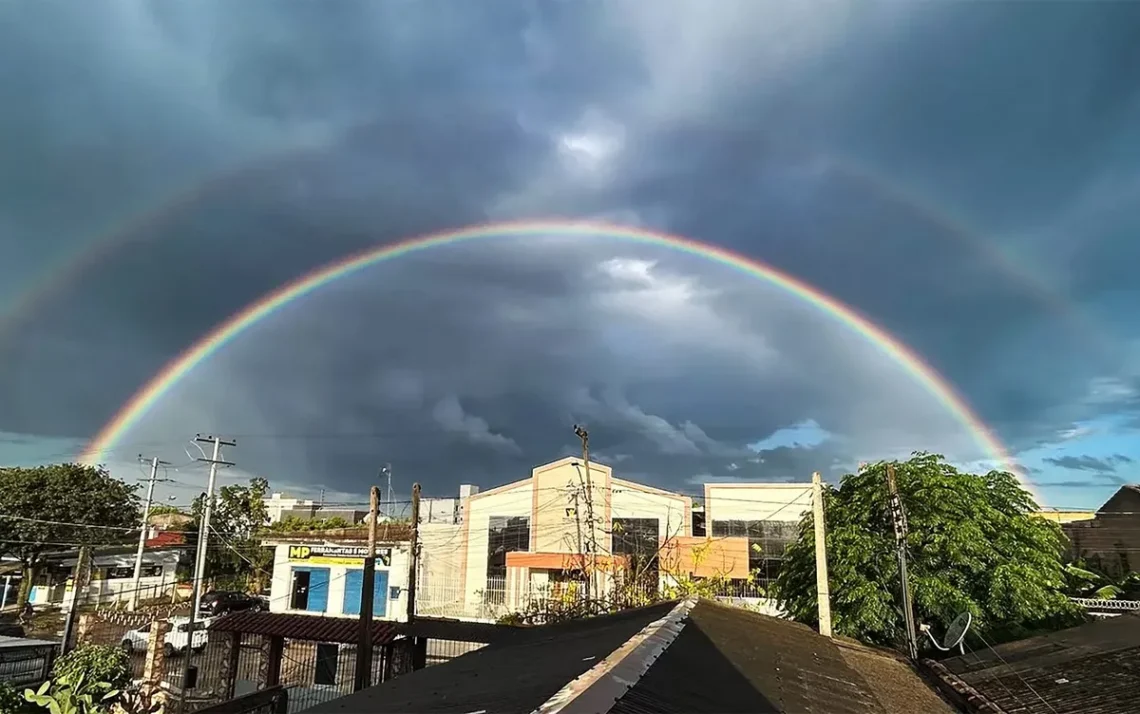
xmin=462 ymin=481 xmax=533 ymax=608
xmin=610 ymin=478 xmax=691 ymax=545
xmin=267 ymin=541 xmax=410 ymax=621
xmin=1064 ymin=486 xmax=1140 ymax=578
xmin=704 ymin=483 xmax=813 ymax=524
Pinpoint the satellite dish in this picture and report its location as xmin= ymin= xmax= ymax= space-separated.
xmin=919 ymin=611 xmax=973 ymax=655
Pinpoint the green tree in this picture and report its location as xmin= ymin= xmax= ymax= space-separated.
xmin=771 ymin=453 xmax=1083 ymax=649
xmin=191 ymin=478 xmax=272 ymax=592
xmin=0 ymin=465 xmax=139 ymax=607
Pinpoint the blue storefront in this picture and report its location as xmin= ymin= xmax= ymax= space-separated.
xmin=275 ymin=542 xmax=405 ymax=619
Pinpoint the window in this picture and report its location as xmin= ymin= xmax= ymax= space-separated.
xmin=710 ymin=519 xmax=798 ymax=584
xmin=290 ymin=570 xmax=311 ymax=610
xmin=314 ymin=644 xmax=339 ymax=686
xmin=613 ymin=518 xmax=661 ymax=592
xmin=486 ymin=516 xmax=529 ymax=603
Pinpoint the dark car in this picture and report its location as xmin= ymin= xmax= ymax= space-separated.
xmin=198 ymin=590 xmax=265 ymax=617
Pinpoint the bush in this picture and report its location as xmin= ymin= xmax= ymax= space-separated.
xmin=51 ymin=645 xmax=131 ymax=693
xmin=0 ymin=683 xmax=34 ymax=714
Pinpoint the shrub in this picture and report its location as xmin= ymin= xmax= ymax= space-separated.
xmin=51 ymin=645 xmax=131 ymax=693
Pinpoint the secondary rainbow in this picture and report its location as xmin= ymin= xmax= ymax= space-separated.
xmin=80 ymin=219 xmax=1022 ymax=483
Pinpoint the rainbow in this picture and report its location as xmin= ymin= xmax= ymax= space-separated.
xmin=80 ymin=219 xmax=1021 ymax=484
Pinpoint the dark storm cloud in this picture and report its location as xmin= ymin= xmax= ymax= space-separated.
xmin=1 ymin=1 xmax=1138 ymax=500
xmin=1043 ymin=454 xmax=1132 ymax=476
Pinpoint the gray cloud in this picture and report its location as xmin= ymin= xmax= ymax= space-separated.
xmin=1 ymin=2 xmax=1138 ymax=506
xmin=1042 ymin=454 xmax=1132 ymax=475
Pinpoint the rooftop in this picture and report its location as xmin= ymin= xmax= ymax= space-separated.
xmin=307 ymin=600 xmax=952 ymax=714
xmin=935 ymin=612 xmax=1140 ymax=714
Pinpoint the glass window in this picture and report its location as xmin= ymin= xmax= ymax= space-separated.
xmin=485 ymin=516 xmax=529 ymax=603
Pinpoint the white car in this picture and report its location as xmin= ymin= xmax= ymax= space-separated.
xmin=121 ymin=617 xmax=210 ymax=657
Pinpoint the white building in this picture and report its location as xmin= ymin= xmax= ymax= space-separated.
xmin=703 ymin=481 xmax=812 ymax=601
xmin=266 ymin=493 xmax=316 ymax=524
xmin=263 ymin=534 xmax=412 ymax=621
xmin=415 ymin=457 xmax=754 ymax=621
xmin=32 ymin=548 xmax=185 ymax=607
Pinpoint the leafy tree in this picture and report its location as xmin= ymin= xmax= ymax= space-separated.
xmin=771 ymin=453 xmax=1083 ymax=649
xmin=1064 ymin=562 xmax=1140 ymax=600
xmin=0 ymin=465 xmax=139 ymax=607
xmin=144 ymin=504 xmax=185 ymax=518
xmin=264 ymin=516 xmax=352 ymax=533
xmin=191 ymin=478 xmax=272 ymax=592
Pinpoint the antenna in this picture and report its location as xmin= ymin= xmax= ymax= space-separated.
xmin=919 ymin=611 xmax=972 ymax=655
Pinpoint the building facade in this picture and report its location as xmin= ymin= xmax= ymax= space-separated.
xmin=703 ymin=482 xmax=813 ymax=589
xmin=1064 ymin=485 xmax=1140 ymax=577
xmin=415 ymin=458 xmax=766 ymax=620
xmin=264 ymin=534 xmax=412 ymax=621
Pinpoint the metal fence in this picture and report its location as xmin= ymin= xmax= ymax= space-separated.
xmin=424 ymin=639 xmax=485 ymax=667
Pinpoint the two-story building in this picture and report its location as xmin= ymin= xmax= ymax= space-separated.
xmin=415 ymin=458 xmax=767 ymax=621
xmin=263 ymin=524 xmax=413 ymax=621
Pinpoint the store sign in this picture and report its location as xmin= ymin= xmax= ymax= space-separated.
xmin=287 ymin=544 xmax=391 ymax=567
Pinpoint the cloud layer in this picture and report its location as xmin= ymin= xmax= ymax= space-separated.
xmin=1 ymin=1 xmax=1139 ymax=509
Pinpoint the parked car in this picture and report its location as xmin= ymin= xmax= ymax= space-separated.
xmin=198 ymin=590 xmax=265 ymax=617
xmin=120 ymin=617 xmax=208 ymax=657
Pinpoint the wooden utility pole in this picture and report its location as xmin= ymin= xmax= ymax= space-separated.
xmin=60 ymin=545 xmax=91 ymax=654
xmin=886 ymin=464 xmax=919 ymax=660
xmin=406 ymin=484 xmax=421 ymax=623
xmin=810 ymin=472 xmax=832 ymax=638
xmin=355 ymin=486 xmax=381 ymax=691
xmin=573 ymin=425 xmax=600 ymax=605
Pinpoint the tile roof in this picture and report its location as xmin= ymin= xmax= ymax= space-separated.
xmin=208 ymin=612 xmax=399 ymax=645
xmin=936 ymin=612 xmax=1140 ymax=714
xmin=304 ymin=600 xmax=951 ymax=714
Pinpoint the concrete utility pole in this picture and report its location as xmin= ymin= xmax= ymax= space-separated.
xmin=573 ymin=425 xmax=598 ymax=605
xmin=355 ymin=485 xmax=381 ymax=691
xmin=182 ymin=434 xmax=235 ymax=711
xmin=811 ymin=472 xmax=832 ymax=638
xmin=886 ymin=463 xmax=919 ymax=660
xmin=406 ymin=483 xmax=421 ymax=623
xmin=130 ymin=455 xmax=170 ymax=612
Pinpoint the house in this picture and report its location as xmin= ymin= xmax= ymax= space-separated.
xmin=262 ymin=523 xmax=413 ymax=621
xmin=929 ymin=611 xmax=1140 ymax=713
xmin=1063 ymin=484 xmax=1140 ymax=577
xmin=304 ymin=599 xmax=955 ymax=714
xmin=28 ymin=541 xmax=190 ymax=607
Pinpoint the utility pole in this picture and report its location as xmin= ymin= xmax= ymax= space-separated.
xmin=406 ymin=483 xmax=421 ymax=623
xmin=886 ymin=463 xmax=919 ymax=660
xmin=573 ymin=425 xmax=598 ymax=605
xmin=182 ymin=434 xmax=235 ymax=710
xmin=355 ymin=486 xmax=380 ymax=691
xmin=382 ymin=463 xmax=393 ymax=518
xmin=130 ymin=455 xmax=171 ymax=612
xmin=60 ymin=545 xmax=91 ymax=654
xmin=810 ymin=472 xmax=832 ymax=638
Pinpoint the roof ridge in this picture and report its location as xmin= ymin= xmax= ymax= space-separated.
xmin=532 ymin=598 xmax=696 ymax=714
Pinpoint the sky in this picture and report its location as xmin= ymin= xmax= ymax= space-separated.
xmin=1 ymin=1 xmax=1139 ymax=511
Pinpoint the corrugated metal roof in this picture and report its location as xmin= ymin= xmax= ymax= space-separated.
xmin=208 ymin=612 xmax=399 ymax=645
